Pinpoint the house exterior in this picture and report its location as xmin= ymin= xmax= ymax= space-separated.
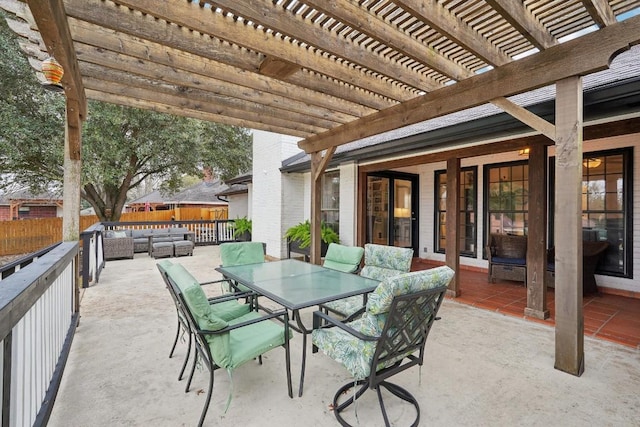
xmin=252 ymin=45 xmax=640 ymax=299
xmin=126 ymin=179 xmax=229 ymax=214
xmin=216 ymin=173 xmax=252 ymax=220
xmin=0 ymin=189 xmax=62 ymax=221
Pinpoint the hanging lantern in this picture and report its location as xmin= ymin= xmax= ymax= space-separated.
xmin=41 ymin=56 xmax=64 ymax=92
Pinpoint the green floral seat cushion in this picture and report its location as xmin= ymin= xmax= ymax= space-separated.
xmin=322 ymin=244 xmax=413 ymax=317
xmin=311 ymin=313 xmax=384 ymax=379
xmin=312 ymin=266 xmax=454 ymax=379
xmin=322 ymin=295 xmax=366 ymax=318
xmin=367 ymin=266 xmax=454 ymax=314
xmin=362 ymin=243 xmax=413 ymax=274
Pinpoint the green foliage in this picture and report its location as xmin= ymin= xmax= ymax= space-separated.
xmin=232 ymin=217 xmax=252 ymax=237
xmin=284 ymin=220 xmax=340 ymax=248
xmin=0 ymin=16 xmax=252 ymax=221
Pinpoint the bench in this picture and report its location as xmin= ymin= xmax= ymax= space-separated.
xmin=486 ymin=233 xmax=527 ymax=285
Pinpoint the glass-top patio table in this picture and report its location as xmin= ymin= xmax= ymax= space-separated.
xmin=216 ymin=259 xmax=380 ymax=396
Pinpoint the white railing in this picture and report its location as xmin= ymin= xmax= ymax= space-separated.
xmin=217 ymin=220 xmax=236 ymax=242
xmin=0 ymin=243 xmax=78 ymax=427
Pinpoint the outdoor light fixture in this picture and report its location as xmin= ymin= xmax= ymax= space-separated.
xmin=518 ymin=147 xmax=530 ymax=156
xmin=583 ymin=157 xmax=602 ymax=169
xmin=41 ymin=56 xmax=64 ymax=92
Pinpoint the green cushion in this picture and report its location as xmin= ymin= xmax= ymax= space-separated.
xmin=367 ymin=266 xmax=454 ymax=314
xmin=165 ymin=262 xmax=199 ymax=293
xmin=165 ymin=262 xmax=250 ymax=321
xmin=182 ymin=285 xmax=228 ymax=331
xmin=220 ymin=242 xmax=265 ymax=267
xmin=207 ymin=312 xmax=288 ymax=370
xmin=323 ymin=244 xmax=364 ymax=273
xmin=211 ymin=299 xmax=251 ymax=321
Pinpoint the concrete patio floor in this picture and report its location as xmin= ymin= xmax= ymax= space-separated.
xmin=48 ymin=246 xmax=640 ymax=426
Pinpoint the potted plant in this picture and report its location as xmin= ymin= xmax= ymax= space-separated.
xmin=232 ymin=217 xmax=252 ymax=241
xmin=284 ymin=220 xmax=339 ymax=259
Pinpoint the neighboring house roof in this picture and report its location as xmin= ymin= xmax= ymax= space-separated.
xmin=0 ymin=188 xmax=62 ymax=205
xmin=216 ymin=183 xmax=248 ymax=197
xmin=282 ymin=45 xmax=640 ymax=172
xmin=163 ymin=180 xmax=228 ymax=205
xmin=127 ymin=190 xmax=166 ymax=205
xmin=127 ymin=180 xmax=229 ymax=207
xmin=215 ymin=172 xmax=252 ymax=197
xmin=223 ymin=172 xmax=252 ymax=185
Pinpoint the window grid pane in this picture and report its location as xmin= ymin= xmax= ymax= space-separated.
xmin=487 ymin=163 xmax=529 ymax=236
xmin=581 ymin=153 xmax=626 ymax=275
xmin=435 ymin=168 xmax=477 ymax=255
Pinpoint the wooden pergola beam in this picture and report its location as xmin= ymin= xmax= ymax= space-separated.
xmin=26 ymin=0 xmax=86 ymax=120
xmin=299 ymin=15 xmax=640 ymax=153
xmin=85 ymin=89 xmax=311 ymax=138
xmin=68 ymin=17 xmax=373 ymax=120
xmin=86 ymin=0 xmax=416 ymax=102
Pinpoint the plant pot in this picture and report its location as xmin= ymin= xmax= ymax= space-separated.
xmin=235 ymin=231 xmax=251 ymax=242
xmin=287 ymin=239 xmax=328 ymax=260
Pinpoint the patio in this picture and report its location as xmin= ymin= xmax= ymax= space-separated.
xmin=48 ymin=246 xmax=640 ymax=426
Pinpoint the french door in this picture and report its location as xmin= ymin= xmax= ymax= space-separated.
xmin=366 ymin=172 xmax=418 ymax=253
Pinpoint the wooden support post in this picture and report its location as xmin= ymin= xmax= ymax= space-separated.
xmin=554 ymin=76 xmax=584 ymax=376
xmin=445 ymin=157 xmax=460 ymax=297
xmin=62 ymin=101 xmax=82 ymax=242
xmin=309 ymin=148 xmax=335 ymax=264
xmin=525 ymin=143 xmax=550 ymax=319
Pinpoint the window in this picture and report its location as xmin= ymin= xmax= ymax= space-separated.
xmin=434 ymin=167 xmax=477 ymax=256
xmin=485 ymin=162 xmax=528 ymax=237
xmin=549 ymin=149 xmax=632 ymax=277
xmin=321 ymin=170 xmax=340 ymax=233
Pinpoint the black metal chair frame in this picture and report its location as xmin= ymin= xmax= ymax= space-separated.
xmin=313 ymin=286 xmax=447 ymax=427
xmin=157 ymin=264 xmax=255 ymax=384
xmin=166 ymin=274 xmax=293 ymax=427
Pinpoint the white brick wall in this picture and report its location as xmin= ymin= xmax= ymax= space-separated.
xmin=339 ymin=162 xmax=357 ymax=246
xmin=252 ymin=130 xmax=303 ymax=259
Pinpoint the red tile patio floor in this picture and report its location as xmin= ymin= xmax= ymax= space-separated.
xmin=411 ymin=259 xmax=640 ymax=350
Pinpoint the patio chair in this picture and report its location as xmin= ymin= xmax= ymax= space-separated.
xmin=320 ymin=244 xmax=413 ymax=321
xmin=322 ymin=243 xmax=364 ymax=273
xmin=157 ymin=260 xmax=253 ymax=382
xmin=166 ymin=266 xmax=293 ymax=427
xmin=312 ymin=266 xmax=454 ymax=427
xmin=211 ymin=241 xmax=267 ymax=310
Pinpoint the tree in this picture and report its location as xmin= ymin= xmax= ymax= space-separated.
xmin=0 ymin=15 xmax=252 ymax=221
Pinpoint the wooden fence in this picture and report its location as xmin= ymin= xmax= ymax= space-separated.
xmin=0 ymin=207 xmax=227 ymax=256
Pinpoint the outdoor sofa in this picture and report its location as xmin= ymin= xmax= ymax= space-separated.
xmin=103 ymin=227 xmax=195 ymax=259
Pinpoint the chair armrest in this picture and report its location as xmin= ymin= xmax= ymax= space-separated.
xmin=199 ymin=309 xmax=289 ymax=335
xmin=205 ymin=291 xmax=255 ymax=304
xmin=485 ymin=245 xmax=493 ymax=261
xmin=199 ymin=278 xmax=230 ymax=287
xmin=312 ymin=310 xmax=379 ymax=342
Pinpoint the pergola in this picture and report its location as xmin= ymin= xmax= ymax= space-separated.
xmin=3 ymin=0 xmax=640 ymax=376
